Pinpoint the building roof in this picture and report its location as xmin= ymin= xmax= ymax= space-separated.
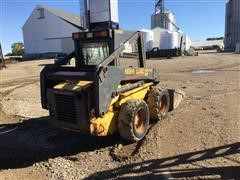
xmin=192 ymin=40 xmax=224 ymax=48
xmin=40 ymin=5 xmax=83 ymax=29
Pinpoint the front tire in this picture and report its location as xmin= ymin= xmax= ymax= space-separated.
xmin=147 ymin=88 xmax=170 ymax=121
xmin=118 ymin=99 xmax=150 ymax=142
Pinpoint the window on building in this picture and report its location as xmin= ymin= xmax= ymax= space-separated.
xmin=38 ymin=8 xmax=45 ymax=19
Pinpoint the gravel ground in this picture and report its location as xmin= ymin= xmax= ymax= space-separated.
xmin=0 ymin=51 xmax=239 ymax=179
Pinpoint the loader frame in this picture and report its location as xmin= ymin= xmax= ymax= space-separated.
xmin=41 ymin=30 xmax=160 ymax=118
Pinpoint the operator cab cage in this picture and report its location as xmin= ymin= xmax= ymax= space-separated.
xmin=40 ymin=29 xmax=160 ymax=117
xmin=70 ymin=29 xmax=146 ymax=68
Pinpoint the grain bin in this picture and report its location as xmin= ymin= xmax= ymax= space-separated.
xmin=164 ymin=11 xmax=176 ymax=32
xmin=139 ymin=29 xmax=154 ymax=51
xmin=159 ymin=31 xmax=179 ymax=50
xmin=151 ymin=10 xmax=176 ymax=32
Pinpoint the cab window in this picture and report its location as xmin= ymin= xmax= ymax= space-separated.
xmin=82 ymin=42 xmax=109 ymax=65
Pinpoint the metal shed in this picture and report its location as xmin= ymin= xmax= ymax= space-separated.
xmin=22 ymin=5 xmax=83 ymax=59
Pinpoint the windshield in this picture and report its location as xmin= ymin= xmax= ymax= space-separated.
xmin=82 ymin=42 xmax=109 ymax=65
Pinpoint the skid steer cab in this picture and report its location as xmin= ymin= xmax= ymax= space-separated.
xmin=40 ymin=29 xmax=171 ymax=142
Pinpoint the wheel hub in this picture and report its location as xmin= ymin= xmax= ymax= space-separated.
xmin=134 ymin=108 xmax=145 ymax=134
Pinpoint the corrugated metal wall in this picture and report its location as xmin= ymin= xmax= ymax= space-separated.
xmin=225 ymin=0 xmax=240 ymax=51
xmin=151 ymin=11 xmax=176 ymax=32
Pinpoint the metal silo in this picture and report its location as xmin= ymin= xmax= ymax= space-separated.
xmin=225 ymin=0 xmax=240 ymax=51
xmin=151 ymin=10 xmax=176 ymax=32
xmin=163 ymin=11 xmax=176 ymax=32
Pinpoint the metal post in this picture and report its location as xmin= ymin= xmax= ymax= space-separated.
xmin=0 ymin=44 xmax=3 ymax=62
xmin=0 ymin=43 xmax=5 ymax=67
xmin=179 ymin=36 xmax=183 ymax=56
xmin=81 ymin=0 xmax=89 ymax=30
xmin=137 ymin=32 xmax=146 ymax=68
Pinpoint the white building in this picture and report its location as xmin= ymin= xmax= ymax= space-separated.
xmin=139 ymin=29 xmax=154 ymax=51
xmin=140 ymin=27 xmax=191 ymax=52
xmin=192 ymin=40 xmax=224 ymax=50
xmin=22 ymin=5 xmax=83 ymax=59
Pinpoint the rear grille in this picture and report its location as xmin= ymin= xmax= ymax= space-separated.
xmin=55 ymin=94 xmax=78 ymax=124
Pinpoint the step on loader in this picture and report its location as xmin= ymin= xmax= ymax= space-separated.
xmin=40 ymin=29 xmax=172 ymax=142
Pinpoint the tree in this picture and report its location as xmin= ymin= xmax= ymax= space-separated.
xmin=11 ymin=42 xmax=24 ymax=56
xmin=206 ymin=37 xmax=224 ymax=41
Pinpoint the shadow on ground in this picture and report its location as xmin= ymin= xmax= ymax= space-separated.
xmin=0 ymin=117 xmax=119 ymax=169
xmin=86 ymin=142 xmax=240 ymax=179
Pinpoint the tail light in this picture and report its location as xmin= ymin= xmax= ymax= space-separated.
xmin=94 ymin=31 xmax=109 ymax=38
xmin=72 ymin=32 xmax=85 ymax=40
xmin=72 ymin=30 xmax=111 ymax=40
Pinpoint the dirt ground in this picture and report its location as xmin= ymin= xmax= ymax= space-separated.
xmin=0 ymin=51 xmax=239 ymax=179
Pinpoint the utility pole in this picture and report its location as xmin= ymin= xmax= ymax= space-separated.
xmin=0 ymin=43 xmax=3 ymax=62
xmin=0 ymin=43 xmax=6 ymax=69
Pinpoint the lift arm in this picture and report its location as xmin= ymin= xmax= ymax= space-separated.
xmin=99 ymin=31 xmax=146 ymax=68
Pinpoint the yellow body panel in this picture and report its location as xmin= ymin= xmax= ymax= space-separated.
xmin=116 ymin=83 xmax=153 ymax=107
xmin=54 ymin=81 xmax=93 ymax=91
xmin=88 ymin=83 xmax=153 ymax=136
xmin=90 ymin=111 xmax=118 ymax=136
xmin=53 ymin=81 xmax=152 ymax=136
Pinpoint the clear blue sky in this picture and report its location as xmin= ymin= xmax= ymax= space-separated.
xmin=0 ymin=0 xmax=227 ymax=54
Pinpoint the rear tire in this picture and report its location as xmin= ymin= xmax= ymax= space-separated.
xmin=118 ymin=99 xmax=150 ymax=142
xmin=147 ymin=88 xmax=170 ymax=121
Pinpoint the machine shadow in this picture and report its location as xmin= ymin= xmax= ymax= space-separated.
xmin=86 ymin=142 xmax=240 ymax=179
xmin=0 ymin=116 xmax=119 ymax=170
